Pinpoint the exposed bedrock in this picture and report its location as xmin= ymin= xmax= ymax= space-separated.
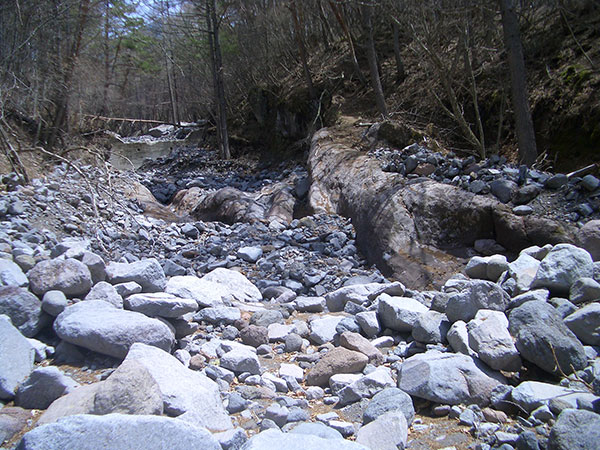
xmin=308 ymin=128 xmax=574 ymax=288
xmin=171 ymin=183 xmax=296 ymax=226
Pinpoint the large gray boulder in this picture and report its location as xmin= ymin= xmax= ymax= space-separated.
xmin=201 ymin=268 xmax=262 ymax=302
xmin=445 ymin=280 xmax=510 ymax=323
xmin=240 ymin=428 xmax=368 ymax=450
xmin=397 ymin=352 xmax=506 ymax=406
xmin=54 ymin=301 xmax=175 ymax=359
xmin=363 ymin=387 xmax=415 ymax=425
xmin=509 ymin=300 xmax=587 ymax=375
xmin=106 ymin=258 xmax=166 ymax=293
xmin=15 ymin=366 xmax=79 ymax=409
xmin=355 ymin=411 xmax=408 ymax=450
xmin=377 ymin=293 xmax=428 ymax=332
xmin=124 ymin=292 xmax=197 ymax=318
xmin=532 ymin=244 xmax=594 ymax=294
xmin=16 ymin=414 xmax=221 ymax=450
xmin=548 ymin=409 xmax=600 ymax=450
xmin=28 ymin=258 xmax=92 ymax=298
xmin=0 ymin=286 xmax=46 ymax=337
xmin=124 ymin=343 xmax=232 ymax=432
xmin=165 ymin=276 xmax=227 ymax=308
xmin=0 ymin=315 xmax=35 ymax=400
xmin=92 ymin=359 xmax=163 ymax=415
xmin=0 ymin=260 xmax=28 ymax=287
xmin=564 ymin=303 xmax=600 ymax=345
xmin=467 ymin=310 xmax=521 ymax=372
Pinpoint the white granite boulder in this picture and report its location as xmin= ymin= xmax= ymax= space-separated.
xmin=54 ymin=301 xmax=175 ymax=359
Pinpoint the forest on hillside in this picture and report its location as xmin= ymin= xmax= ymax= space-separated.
xmin=0 ymin=0 xmax=599 ymax=170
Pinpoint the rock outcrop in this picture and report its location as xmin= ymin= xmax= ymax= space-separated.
xmin=308 ymin=128 xmax=575 ymax=288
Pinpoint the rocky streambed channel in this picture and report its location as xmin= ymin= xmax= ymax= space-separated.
xmin=0 ymin=123 xmax=600 ymax=450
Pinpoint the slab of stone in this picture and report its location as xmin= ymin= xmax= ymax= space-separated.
xmin=0 ymin=260 xmax=28 ymax=287
xmin=445 ymin=280 xmax=510 ymax=323
xmin=377 ymin=293 xmax=428 ymax=332
xmin=220 ymin=348 xmax=260 ymax=375
xmin=533 ymin=244 xmax=594 ymax=294
xmin=28 ymin=258 xmax=92 ymax=298
xmin=397 ymin=352 xmax=506 ymax=406
xmin=294 ymin=296 xmax=326 ymax=313
xmin=92 ymin=359 xmax=163 ymax=415
xmin=548 ymin=408 xmax=600 ymax=450
xmin=306 ymin=348 xmax=369 ymax=386
xmin=124 ymin=343 xmax=232 ymax=431
xmin=363 ymin=387 xmax=415 ymax=426
xmin=15 ymin=366 xmax=79 ymax=410
xmin=467 ymin=310 xmax=521 ymax=372
xmin=355 ymin=411 xmax=408 ymax=450
xmin=564 ymin=303 xmax=600 ymax=345
xmin=201 ymin=268 xmax=262 ymax=302
xmin=309 ymin=315 xmax=344 ymax=345
xmin=54 ymin=300 xmax=175 ymax=359
xmin=123 ymin=292 xmax=198 ymax=318
xmin=355 ymin=311 xmax=381 ymax=338
xmin=0 ymin=315 xmax=35 ymax=400
xmin=166 ymin=276 xmax=227 ymax=308
xmin=106 ymin=258 xmax=166 ymax=293
xmin=194 ymin=306 xmax=241 ymax=325
xmin=0 ymin=286 xmax=46 ymax=337
xmin=16 ymin=413 xmax=221 ymax=450
xmin=509 ymin=300 xmax=587 ymax=375
xmin=511 ymin=381 xmax=583 ymax=413
xmin=84 ymin=281 xmax=123 ymax=308
xmin=241 ymin=428 xmax=368 ymax=449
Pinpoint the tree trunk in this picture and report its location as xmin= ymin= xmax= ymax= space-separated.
xmin=47 ymin=0 xmax=91 ymax=149
xmin=392 ymin=21 xmax=406 ymax=83
xmin=499 ymin=0 xmax=537 ymax=167
xmin=206 ymin=0 xmax=230 ymax=159
xmin=102 ymin=0 xmax=110 ymax=115
xmin=360 ymin=3 xmax=388 ymax=118
xmin=290 ymin=0 xmax=316 ymax=100
xmin=328 ymin=1 xmax=367 ymax=86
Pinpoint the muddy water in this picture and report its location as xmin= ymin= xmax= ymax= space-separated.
xmin=109 ymin=139 xmax=177 ymax=170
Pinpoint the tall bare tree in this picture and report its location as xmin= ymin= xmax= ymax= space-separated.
xmin=360 ymin=1 xmax=387 ymax=118
xmin=206 ymin=0 xmax=230 ymax=159
xmin=499 ymin=0 xmax=537 ymax=166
